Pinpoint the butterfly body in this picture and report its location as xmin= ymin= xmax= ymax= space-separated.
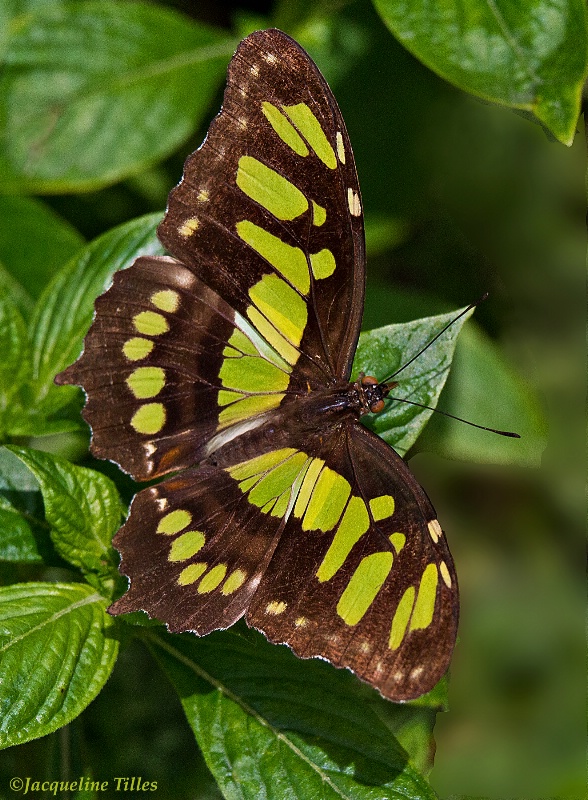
xmin=57 ymin=29 xmax=458 ymax=701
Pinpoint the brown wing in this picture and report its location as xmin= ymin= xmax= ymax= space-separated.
xmin=245 ymin=421 xmax=459 ymax=701
xmin=109 ymin=400 xmax=458 ymax=701
xmin=157 ymin=28 xmax=365 ymax=386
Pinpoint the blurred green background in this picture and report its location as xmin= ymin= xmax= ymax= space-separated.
xmin=0 ymin=0 xmax=584 ymax=798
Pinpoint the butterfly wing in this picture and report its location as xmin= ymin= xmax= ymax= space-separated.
xmin=56 ymin=254 xmax=295 ymax=480
xmin=110 ymin=410 xmax=457 ymax=701
xmin=245 ymin=421 xmax=458 ymax=700
xmin=157 ymin=28 xmax=365 ymax=386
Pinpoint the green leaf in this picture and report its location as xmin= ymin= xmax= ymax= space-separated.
xmin=0 ymin=196 xmax=84 ymax=305
xmin=354 ymin=308 xmax=473 ymax=457
xmin=0 ymin=287 xmax=29 ymax=436
xmin=421 ymin=324 xmax=547 ymax=467
xmin=373 ymin=0 xmax=588 ymax=145
xmin=6 ymin=446 xmax=124 ymax=594
xmin=0 ymin=447 xmax=47 ymax=563
xmin=0 ymin=1 xmax=235 ymax=192
xmin=29 ymin=212 xmax=163 ymax=407
xmin=0 ymin=582 xmax=119 ymax=749
xmin=148 ymin=627 xmax=437 ymax=800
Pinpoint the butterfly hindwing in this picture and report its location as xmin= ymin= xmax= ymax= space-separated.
xmin=245 ymin=422 xmax=458 ymax=700
xmin=158 ymin=29 xmax=365 ymax=386
xmin=56 ymin=255 xmax=291 ymax=481
xmin=109 ymin=464 xmax=286 ymax=633
xmin=109 ymin=411 xmax=457 ymax=700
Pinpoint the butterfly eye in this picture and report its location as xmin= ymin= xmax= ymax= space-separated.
xmin=370 ymin=399 xmax=386 ymax=413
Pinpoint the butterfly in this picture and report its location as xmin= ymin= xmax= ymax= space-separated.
xmin=56 ymin=28 xmax=458 ymax=701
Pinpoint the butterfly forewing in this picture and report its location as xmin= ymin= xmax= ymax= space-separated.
xmin=57 ymin=29 xmax=459 ymax=702
xmin=158 ymin=28 xmax=365 ymax=386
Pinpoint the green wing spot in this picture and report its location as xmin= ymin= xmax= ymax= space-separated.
xmin=237 ymin=156 xmax=308 ymax=220
xmin=123 ymin=337 xmax=154 ymax=361
xmin=126 ymin=367 xmax=165 ymax=399
xmin=222 ymin=568 xmax=247 ymax=595
xmin=236 ymin=220 xmax=310 ymax=293
xmin=316 ymin=496 xmax=370 ymax=582
xmin=271 ymin=490 xmax=290 ymax=518
xmin=228 ymin=448 xmax=297 ymax=482
xmin=261 ymin=101 xmax=309 ymax=156
xmin=151 ymin=289 xmax=180 ymax=312
xmin=312 ymin=201 xmax=326 ymax=226
xmin=235 ymin=315 xmax=292 ymax=372
xmin=302 ymin=466 xmax=351 ymax=532
xmin=389 ymin=586 xmax=416 ymax=650
xmin=283 ymin=103 xmax=337 ymax=169
xmin=197 ymin=563 xmax=227 ymax=594
xmin=293 ymin=458 xmax=324 ymax=518
xmin=133 ymin=311 xmax=169 ymax=336
xmin=410 ymin=563 xmax=439 ymax=631
xmin=249 ymin=275 xmax=307 ymax=347
xmin=218 ymin=393 xmax=284 ymax=428
xmin=369 ymin=495 xmax=395 ymax=521
xmin=389 ymin=532 xmax=406 ymax=553
xmin=337 ymin=551 xmax=394 ymax=626
xmin=247 ymin=306 xmax=300 ymax=365
xmin=238 ymin=476 xmax=259 ymax=493
xmin=218 ymin=390 xmax=245 ymax=406
xmin=130 ymin=403 xmax=166 ymax=435
xmin=219 ymin=353 xmax=289 ymax=393
xmin=169 ymin=530 xmax=206 ymax=561
xmin=178 ymin=562 xmax=207 ymax=586
xmin=310 ymin=249 xmax=335 ymax=279
xmin=227 ymin=328 xmax=259 ymax=357
xmin=157 ymin=509 xmax=192 ymax=535
xmin=247 ymin=451 xmax=308 ymax=508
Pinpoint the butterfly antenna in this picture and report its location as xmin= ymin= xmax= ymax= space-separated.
xmin=377 ymin=293 xmax=520 ymax=438
xmin=383 ymin=393 xmax=520 ymax=438
xmin=380 ymin=294 xmax=488 ymax=385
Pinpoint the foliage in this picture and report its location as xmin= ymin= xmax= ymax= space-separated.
xmin=0 ymin=0 xmax=581 ymax=798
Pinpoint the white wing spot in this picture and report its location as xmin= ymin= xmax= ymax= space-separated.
xmin=197 ymin=188 xmax=209 ymax=202
xmin=428 ymin=519 xmax=442 ymax=543
xmin=410 ymin=665 xmax=424 ymax=681
xmin=336 ymin=131 xmax=345 ymax=164
xmin=266 ymin=600 xmax=287 ymax=615
xmin=440 ymin=560 xmax=452 ymax=588
xmin=347 ymin=188 xmax=361 ymax=217
xmin=250 ymin=63 xmax=260 ymax=77
xmin=264 ymin=51 xmax=277 ymax=65
xmin=178 ymin=217 xmax=199 ymax=237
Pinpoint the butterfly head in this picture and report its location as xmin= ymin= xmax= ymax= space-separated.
xmin=355 ymin=374 xmax=397 ymax=416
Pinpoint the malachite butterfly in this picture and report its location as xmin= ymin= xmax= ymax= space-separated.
xmin=57 ymin=29 xmax=458 ymax=701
